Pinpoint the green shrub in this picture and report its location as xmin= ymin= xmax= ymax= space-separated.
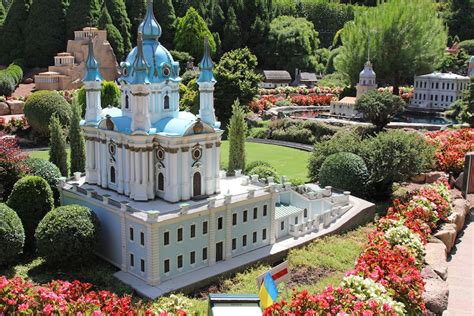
xmin=301 ymin=120 xmax=340 ymax=141
xmin=272 ymin=126 xmax=316 ymax=145
xmin=245 ymin=160 xmax=273 ymax=174
xmin=24 ymin=158 xmax=62 ymax=203
xmin=6 ymin=64 xmax=23 ymax=84
xmin=290 ymin=177 xmax=306 ymax=186
xmin=0 ymin=73 xmax=15 ymax=96
xmin=7 ymin=176 xmax=54 ymax=249
xmin=0 ymin=203 xmax=25 ymax=265
xmin=249 ymin=127 xmax=268 ymax=139
xmin=35 ymin=205 xmax=100 ymax=266
xmin=24 ymin=90 xmax=72 ymax=138
xmin=319 ymin=152 xmax=369 ymax=197
xmin=275 ymin=100 xmax=292 ymax=107
xmin=459 ymin=39 xmax=474 ymax=55
xmin=101 ymin=81 xmax=121 ymax=108
xmin=248 ymin=165 xmax=279 ymax=183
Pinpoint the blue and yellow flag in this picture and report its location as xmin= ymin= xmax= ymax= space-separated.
xmin=259 ymin=272 xmax=278 ymax=309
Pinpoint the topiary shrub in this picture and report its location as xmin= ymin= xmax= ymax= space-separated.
xmin=101 ymin=81 xmax=121 ymax=108
xmin=24 ymin=158 xmax=62 ymax=203
xmin=248 ymin=165 xmax=280 ymax=183
xmin=0 ymin=73 xmax=15 ymax=97
xmin=319 ymin=152 xmax=369 ymax=197
xmin=0 ymin=203 xmax=25 ymax=266
xmin=24 ymin=90 xmax=72 ymax=138
xmin=35 ymin=205 xmax=100 ymax=266
xmin=7 ymin=176 xmax=54 ymax=249
xmin=6 ymin=64 xmax=23 ymax=85
xmin=245 ymin=160 xmax=273 ymax=174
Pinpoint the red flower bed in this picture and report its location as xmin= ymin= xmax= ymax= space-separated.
xmin=289 ymin=95 xmax=333 ymax=106
xmin=426 ymin=128 xmax=474 ymax=174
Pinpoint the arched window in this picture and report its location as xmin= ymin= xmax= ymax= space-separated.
xmin=110 ymin=166 xmax=116 ymax=183
xmin=158 ymin=173 xmax=164 ymax=191
xmin=125 ymin=94 xmax=129 ymax=109
xmin=164 ymin=94 xmax=170 ymax=110
xmin=304 ymin=208 xmax=308 ymax=218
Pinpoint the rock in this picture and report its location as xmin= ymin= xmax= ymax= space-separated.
xmin=425 ymin=242 xmax=448 ymax=280
xmin=425 ymin=171 xmax=448 ymax=184
xmin=453 ymin=199 xmax=470 ymax=217
xmin=447 ymin=212 xmax=465 ymax=233
xmin=6 ymin=100 xmax=25 ymax=114
xmin=450 ymin=189 xmax=464 ymax=200
xmin=422 ymin=265 xmax=441 ymax=280
xmin=454 ymin=172 xmax=464 ymax=190
xmin=423 ymin=277 xmax=449 ymax=315
xmin=0 ymin=102 xmax=10 ymax=115
xmin=433 ymin=223 xmax=457 ymax=253
xmin=411 ymin=174 xmax=426 ymax=184
xmin=23 ymin=78 xmax=34 ymax=84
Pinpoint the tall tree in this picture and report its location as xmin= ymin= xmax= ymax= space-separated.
xmin=227 ymin=100 xmax=247 ymax=175
xmin=222 ymin=5 xmax=241 ymax=52
xmin=154 ymin=0 xmax=176 ymax=48
xmin=447 ymin=0 xmax=474 ymax=41
xmin=174 ymin=7 xmax=216 ymax=60
xmin=24 ymin=0 xmax=67 ymax=67
xmin=105 ymin=0 xmax=132 ymax=55
xmin=335 ymin=0 xmax=447 ymax=95
xmin=0 ymin=0 xmax=31 ymax=64
xmin=0 ymin=1 xmax=6 ymax=26
xmin=49 ymin=115 xmax=68 ymax=177
xmin=125 ymin=0 xmax=146 ymax=43
xmin=65 ymin=0 xmax=100 ymax=39
xmin=98 ymin=3 xmax=125 ymax=61
xmin=265 ymin=15 xmax=320 ymax=73
xmin=69 ymin=97 xmax=86 ymax=174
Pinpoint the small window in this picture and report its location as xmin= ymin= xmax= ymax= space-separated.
xmin=295 ymin=217 xmax=298 ymax=225
xmin=129 ymin=227 xmax=134 ymax=241
xmin=177 ymin=228 xmax=183 ymax=242
xmin=202 ymin=247 xmax=208 ymax=260
xmin=164 ymin=231 xmax=170 ymax=246
xmin=262 ymin=229 xmax=267 ymax=240
xmin=164 ymin=259 xmax=170 ymax=273
xmin=190 ymin=224 xmax=196 ymax=238
xmin=304 ymin=208 xmax=308 ymax=218
xmin=203 ymin=221 xmax=208 ymax=235
xmin=140 ymin=232 xmax=145 ymax=246
xmin=232 ymin=213 xmax=237 ymax=226
xmin=125 ymin=94 xmax=129 ymax=109
xmin=218 ymin=217 xmax=223 ymax=230
xmin=158 ymin=173 xmax=164 ymax=191
xmin=130 ymin=253 xmax=134 ymax=267
xmin=110 ymin=166 xmax=116 ymax=183
xmin=232 ymin=238 xmax=236 ymax=250
xmin=190 ymin=251 xmax=195 ymax=265
xmin=253 ymin=232 xmax=257 ymax=243
xmin=253 ymin=208 xmax=258 ymax=220
xmin=177 ymin=255 xmax=183 ymax=269
xmin=281 ymin=221 xmax=285 ymax=231
xmin=164 ymin=94 xmax=170 ymax=110
xmin=263 ymin=205 xmax=268 ymax=217
xmin=243 ymin=210 xmax=248 ymax=223
xmin=242 ymin=235 xmax=247 ymax=247
xmin=140 ymin=259 xmax=145 ymax=272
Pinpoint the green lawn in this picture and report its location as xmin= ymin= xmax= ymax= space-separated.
xmin=25 ymin=141 xmax=311 ymax=181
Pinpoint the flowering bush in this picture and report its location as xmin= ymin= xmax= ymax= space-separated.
xmin=384 ymin=225 xmax=424 ymax=265
xmin=426 ymin=128 xmax=474 ymax=174
xmin=0 ymin=133 xmax=28 ymax=200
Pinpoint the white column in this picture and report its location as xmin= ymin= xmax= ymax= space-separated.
xmin=95 ymin=141 xmax=101 ymax=185
xmin=147 ymin=150 xmax=154 ymax=199
xmin=208 ymin=211 xmax=216 ymax=266
xmin=130 ymin=148 xmax=135 ymax=198
xmin=142 ymin=150 xmax=148 ymax=187
xmin=270 ymin=189 xmax=277 ymax=244
xmin=124 ymin=147 xmax=130 ymax=195
xmin=181 ymin=147 xmax=190 ymax=200
xmin=135 ymin=151 xmax=140 ymax=185
xmin=225 ymin=205 xmax=232 ymax=260
xmin=120 ymin=208 xmax=127 ymax=271
xmin=100 ymin=140 xmax=108 ymax=189
xmin=85 ymin=140 xmax=92 ymax=182
xmin=205 ymin=144 xmax=213 ymax=195
xmin=117 ymin=144 xmax=124 ymax=194
xmin=165 ymin=149 xmax=179 ymax=202
xmin=215 ymin=142 xmax=221 ymax=194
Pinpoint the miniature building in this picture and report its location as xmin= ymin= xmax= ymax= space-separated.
xmin=469 ymin=56 xmax=474 ymax=78
xmin=330 ymin=61 xmax=377 ymax=118
xmin=409 ymin=72 xmax=470 ymax=111
xmin=60 ymin=1 xmax=358 ymax=292
xmin=34 ymin=27 xmax=119 ymax=91
xmin=292 ymin=69 xmax=318 ymax=88
xmin=260 ymin=71 xmax=292 ymax=89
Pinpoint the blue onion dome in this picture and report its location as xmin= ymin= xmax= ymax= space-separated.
xmin=83 ymin=37 xmax=103 ymax=82
xmin=127 ymin=33 xmax=150 ymax=85
xmin=198 ymin=36 xmax=216 ymax=83
xmin=139 ymin=0 xmax=161 ymax=41
xmin=360 ymin=61 xmax=376 ymax=78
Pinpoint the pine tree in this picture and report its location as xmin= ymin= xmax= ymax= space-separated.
xmin=0 ymin=1 xmax=6 ymax=26
xmin=125 ymin=0 xmax=146 ymax=43
xmin=0 ymin=0 xmax=31 ymax=64
xmin=49 ymin=115 xmax=68 ymax=177
xmin=222 ymin=6 xmax=241 ymax=52
xmin=227 ymin=100 xmax=247 ymax=176
xmin=154 ymin=0 xmax=176 ymax=48
xmin=24 ymin=0 xmax=67 ymax=67
xmin=65 ymin=0 xmax=100 ymax=39
xmin=105 ymin=0 xmax=132 ymax=55
xmin=69 ymin=97 xmax=86 ymax=174
xmin=99 ymin=3 xmax=125 ymax=61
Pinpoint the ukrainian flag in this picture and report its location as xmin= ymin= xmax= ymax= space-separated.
xmin=259 ymin=272 xmax=278 ymax=310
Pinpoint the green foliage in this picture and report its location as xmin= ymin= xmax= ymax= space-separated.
xmin=24 ymin=0 xmax=67 ymax=67
xmin=98 ymin=3 xmax=125 ymax=61
xmin=154 ymin=0 xmax=176 ymax=48
xmin=35 ymin=205 xmax=101 ymax=267
xmin=248 ymin=127 xmax=268 ymax=139
xmin=222 ymin=6 xmax=242 ymax=52
xmin=214 ymin=48 xmax=262 ymax=127
xmin=335 ymin=0 xmax=447 ymax=90
xmin=447 ymin=0 xmax=474 ymax=41
xmin=319 ymin=152 xmax=369 ymax=197
xmin=174 ymin=7 xmax=216 ymax=60
xmin=49 ymin=115 xmax=68 ymax=177
xmin=437 ymin=50 xmax=471 ymax=76
xmin=65 ymin=0 xmax=100 ymax=39
xmin=449 ymin=77 xmax=474 ymax=126
xmin=459 ymin=39 xmax=474 ymax=55
xmin=268 ymin=118 xmax=339 ymax=145
xmin=248 ymin=165 xmax=279 ymax=183
xmin=0 ymin=1 xmax=5 ymax=26
xmin=101 ymin=81 xmax=121 ymax=108
xmin=180 ymin=69 xmax=199 ymax=86
xmin=6 ymin=63 xmax=23 ymax=84
xmin=0 ymin=73 xmax=14 ymax=97
xmin=125 ymin=0 xmax=145 ymax=43
xmin=0 ymin=203 xmax=24 ymax=265
xmin=264 ymin=15 xmax=320 ymax=73
xmin=170 ymin=50 xmax=193 ymax=74
xmin=7 ymin=176 xmax=54 ymax=249
xmin=105 ymin=0 xmax=132 ymax=55
xmin=245 ymin=160 xmax=273 ymax=174
xmin=0 ymin=0 xmax=31 ymax=64
xmin=179 ymin=78 xmax=199 ymax=113
xmin=355 ymin=90 xmax=406 ymax=131
xmin=23 ymin=90 xmax=72 ymax=138
xmin=69 ymin=98 xmax=86 ymax=174
xmin=24 ymin=157 xmax=61 ymax=203
xmin=318 ymin=73 xmax=349 ymax=88
xmin=272 ymin=126 xmax=315 ymax=144
xmin=325 ymin=47 xmax=342 ymax=75
xmin=227 ymin=100 xmax=247 ymax=175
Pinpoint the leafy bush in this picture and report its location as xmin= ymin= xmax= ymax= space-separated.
xmin=0 ymin=203 xmax=25 ymax=265
xmin=0 ymin=73 xmax=15 ymax=96
xmin=35 ymin=205 xmax=100 ymax=266
xmin=459 ymin=39 xmax=474 ymax=55
xmin=272 ymin=126 xmax=315 ymax=144
xmin=6 ymin=64 xmax=23 ymax=84
xmin=248 ymin=165 xmax=279 ymax=183
xmin=23 ymin=90 xmax=72 ymax=137
xmin=319 ymin=152 xmax=369 ymax=197
xmin=101 ymin=81 xmax=121 ymax=108
xmin=301 ymin=120 xmax=339 ymax=140
xmin=249 ymin=127 xmax=268 ymax=139
xmin=268 ymin=119 xmax=340 ymax=145
xmin=7 ymin=176 xmax=54 ymax=248
xmin=275 ymin=100 xmax=292 ymax=107
xmin=24 ymin=157 xmax=62 ymax=203
xmin=245 ymin=160 xmax=273 ymax=174
xmin=0 ymin=134 xmax=28 ymax=202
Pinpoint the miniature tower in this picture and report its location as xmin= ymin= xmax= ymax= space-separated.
xmin=130 ymin=33 xmax=151 ymax=135
xmin=197 ymin=36 xmax=219 ymax=128
xmin=356 ymin=60 xmax=377 ymax=98
xmin=83 ymin=37 xmax=103 ymax=126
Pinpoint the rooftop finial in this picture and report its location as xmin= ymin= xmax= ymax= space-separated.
xmin=139 ymin=0 xmax=162 ymax=40
xmin=83 ymin=36 xmax=103 ymax=82
xmin=130 ymin=32 xmax=150 ymax=84
xmin=198 ymin=36 xmax=216 ymax=83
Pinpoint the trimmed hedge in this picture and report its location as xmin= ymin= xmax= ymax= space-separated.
xmin=0 ymin=62 xmax=23 ymax=96
xmin=35 ymin=205 xmax=100 ymax=266
xmin=245 ymin=160 xmax=273 ymax=174
xmin=319 ymin=152 xmax=369 ymax=197
xmin=248 ymin=165 xmax=280 ymax=183
xmin=0 ymin=203 xmax=25 ymax=266
xmin=24 ymin=90 xmax=72 ymax=138
xmin=7 ymin=176 xmax=54 ymax=248
xmin=268 ymin=119 xmax=340 ymax=145
xmin=24 ymin=158 xmax=62 ymax=203
xmin=459 ymin=39 xmax=474 ymax=55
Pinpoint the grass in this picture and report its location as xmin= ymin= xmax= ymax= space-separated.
xmin=27 ymin=148 xmax=70 ymax=161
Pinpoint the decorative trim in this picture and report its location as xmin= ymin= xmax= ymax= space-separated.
xmin=215 ymin=142 xmax=221 ymax=148
xmin=205 ymin=143 xmax=214 ymax=149
xmin=164 ymin=147 xmax=179 ymax=154
xmin=181 ymin=146 xmax=190 ymax=152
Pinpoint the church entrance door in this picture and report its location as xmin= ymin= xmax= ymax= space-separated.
xmin=193 ymin=172 xmax=201 ymax=197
